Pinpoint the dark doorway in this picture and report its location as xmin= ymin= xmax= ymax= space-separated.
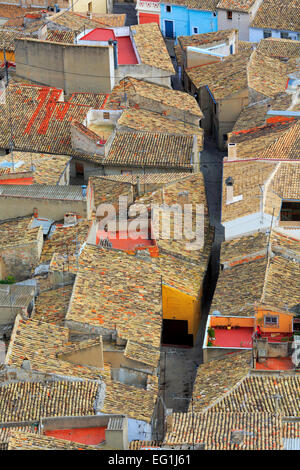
xmin=165 ymin=20 xmax=174 ymax=39
xmin=162 ymin=319 xmax=193 ymax=347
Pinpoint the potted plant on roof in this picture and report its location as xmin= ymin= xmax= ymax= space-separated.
xmin=207 ymin=326 xmax=215 ymax=342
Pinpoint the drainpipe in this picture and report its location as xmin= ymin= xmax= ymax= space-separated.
xmin=109 ymin=39 xmax=118 ymax=69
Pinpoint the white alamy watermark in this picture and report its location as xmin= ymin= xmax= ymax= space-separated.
xmin=95 ymin=196 xmax=205 ymax=251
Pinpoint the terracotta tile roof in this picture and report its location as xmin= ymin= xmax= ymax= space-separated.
xmin=0 ymin=216 xmax=38 ymax=250
xmin=165 ymin=412 xmax=282 ymax=449
xmin=270 ymin=229 xmax=300 ymax=257
xmin=221 ymin=160 xmax=276 ymax=223
xmin=228 ymin=119 xmax=296 ymax=159
xmin=46 ymin=29 xmax=75 ymax=44
xmin=271 ymin=92 xmax=294 ymax=111
xmin=0 ymin=425 xmax=39 ymax=450
xmin=130 ymin=23 xmax=175 ymax=73
xmin=100 ymin=379 xmax=158 ymax=424
xmin=47 ymin=11 xmax=110 ymax=32
xmin=282 ymin=422 xmax=300 ymax=439
xmin=210 ymin=257 xmax=267 ymax=316
xmin=40 ymin=219 xmax=91 ymax=263
xmin=5 ymin=315 xmax=103 ymax=379
xmin=250 ymin=0 xmax=300 ymax=33
xmin=64 ymin=244 xmax=163 ymax=350
xmin=97 ymin=173 xmax=192 ymax=185
xmin=261 ymin=255 xmax=300 ymax=313
xmin=187 ymin=52 xmax=250 ymax=98
xmin=83 ymin=13 xmax=126 ymax=28
xmin=117 ymin=108 xmax=203 ymax=149
xmin=190 ymin=352 xmax=252 ymax=412
xmin=117 ymin=77 xmax=203 ymax=118
xmin=33 ymin=284 xmax=73 ymax=325
xmin=0 ymin=82 xmax=106 ymax=159
xmin=248 ymin=50 xmax=292 ymax=98
xmin=124 ymin=340 xmax=160 ymax=368
xmin=232 ymin=101 xmax=269 ymax=132
xmin=89 ymin=176 xmax=133 ymax=209
xmin=257 ymin=38 xmax=300 ymax=59
xmin=0 ymin=29 xmax=25 ymax=51
xmin=0 ymin=379 xmax=98 ymax=422
xmin=210 ymin=375 xmax=300 ymax=416
xmin=238 ymin=40 xmax=255 ymax=53
xmin=0 ymin=152 xmax=70 ymax=184
xmin=135 ymin=172 xmax=212 ymax=268
xmin=268 ymin=162 xmax=300 ymax=200
xmin=259 ymin=121 xmax=300 ymax=160
xmin=220 ymin=231 xmax=268 ymax=264
xmin=56 ymin=337 xmax=101 ymax=357
xmin=166 ymin=0 xmax=218 ymax=11
xmin=129 ymin=440 xmax=162 ymax=450
xmin=7 ymin=430 xmax=99 ymax=450
xmin=178 ymin=29 xmax=237 ymax=50
xmin=105 ymin=132 xmax=194 ymax=169
xmin=217 ymin=0 xmax=257 ymax=12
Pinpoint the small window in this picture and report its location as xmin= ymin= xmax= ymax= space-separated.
xmin=213 ymin=102 xmax=217 ymax=114
xmin=166 ymin=5 xmax=171 ymax=12
xmin=103 ymin=112 xmax=110 ymax=120
xmin=280 ymin=31 xmax=290 ymax=39
xmin=263 ymin=30 xmax=272 ymax=38
xmin=227 ymin=10 xmax=232 ymax=20
xmin=281 ymin=201 xmax=300 ymax=222
xmin=193 ymin=27 xmax=198 ymax=34
xmin=264 ymin=315 xmax=279 ymax=327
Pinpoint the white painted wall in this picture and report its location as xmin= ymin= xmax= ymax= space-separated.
xmin=128 ymin=418 xmax=152 ymax=442
xmin=249 ymin=27 xmax=300 ymax=42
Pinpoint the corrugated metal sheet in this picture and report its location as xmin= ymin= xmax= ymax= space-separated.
xmin=31 ymin=218 xmax=54 ymax=235
xmin=283 ymin=438 xmax=300 ymax=450
xmin=0 ymin=185 xmax=85 ymax=201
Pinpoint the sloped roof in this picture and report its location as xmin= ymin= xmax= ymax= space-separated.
xmin=165 ymin=412 xmax=282 ymax=449
xmin=162 ymin=0 xmax=218 ymax=11
xmin=117 ymin=108 xmax=203 ymax=150
xmin=250 ymin=0 xmax=300 ymax=33
xmin=190 ymin=351 xmax=252 ymax=412
xmin=130 ymin=23 xmax=175 ymax=73
xmin=187 ymin=52 xmax=250 ymax=98
xmin=7 ymin=430 xmax=99 ymax=450
xmin=257 ymin=38 xmax=300 ymax=59
xmin=210 ymin=257 xmax=267 ymax=316
xmin=210 ymin=375 xmax=300 ymax=415
xmin=5 ymin=315 xmax=103 ymax=380
xmin=217 ymin=0 xmax=257 ymax=12
xmin=0 ymin=83 xmax=107 ymax=160
xmin=260 ymin=121 xmax=300 ymax=160
xmin=248 ymin=50 xmax=292 ymax=98
xmin=178 ymin=29 xmax=237 ymax=49
xmin=0 ymin=379 xmax=98 ymax=422
xmin=105 ymin=132 xmax=194 ymax=169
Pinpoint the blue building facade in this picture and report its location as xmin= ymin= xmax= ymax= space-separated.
xmin=160 ymin=3 xmax=218 ymax=41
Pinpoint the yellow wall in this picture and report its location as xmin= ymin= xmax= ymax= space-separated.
xmin=0 ymin=51 xmax=15 ymax=62
xmin=71 ymin=0 xmax=107 ymax=14
xmin=256 ymin=306 xmax=294 ymax=333
xmin=162 ymin=284 xmax=201 ymax=340
xmin=210 ymin=316 xmax=254 ymax=328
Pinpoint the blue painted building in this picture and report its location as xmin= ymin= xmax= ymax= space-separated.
xmin=160 ymin=1 xmax=218 ymax=41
